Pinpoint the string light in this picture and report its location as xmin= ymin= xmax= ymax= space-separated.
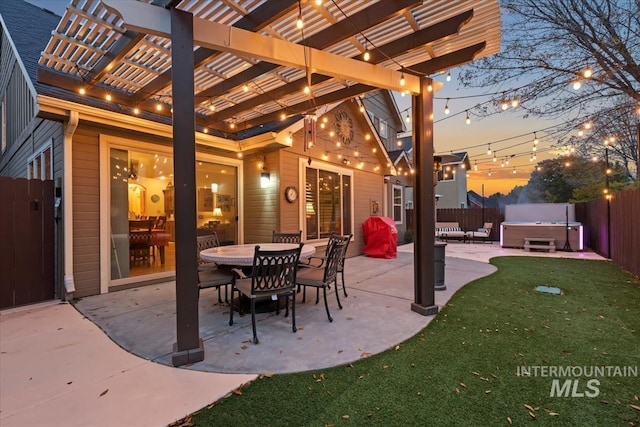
xmin=573 ymin=79 xmax=581 ymax=90
xmin=511 ymin=96 xmax=519 ymax=108
xmin=400 ymin=72 xmax=405 ymax=87
xmin=500 ymin=98 xmax=508 ymax=110
xmin=533 ymin=132 xmax=539 ymax=145
xmin=513 ymin=167 xmax=517 ymax=174
xmin=492 ymin=153 xmax=497 ymax=162
xmin=474 ymin=160 xmax=478 ymax=171
xmin=446 ymin=70 xmax=451 ymax=81
xmin=105 ymin=93 xmax=112 ymax=102
xmin=583 ymin=65 xmax=592 ymax=78
xmin=444 ymin=98 xmax=450 ymax=115
xmin=405 ymin=113 xmax=411 ymax=123
xmin=487 ymin=144 xmax=492 ymax=155
xmin=465 ymin=110 xmax=471 ymax=125
xmin=79 ymin=87 xmax=86 ymax=95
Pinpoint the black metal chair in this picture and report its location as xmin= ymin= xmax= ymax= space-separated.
xmin=296 ymin=235 xmax=349 ymax=322
xmin=129 ymin=219 xmax=153 ymax=265
xmin=229 ymin=243 xmax=303 ymax=344
xmin=197 ymin=232 xmax=231 ymax=303
xmin=299 ymin=233 xmax=352 ymax=298
xmin=272 ymin=230 xmax=302 ymax=243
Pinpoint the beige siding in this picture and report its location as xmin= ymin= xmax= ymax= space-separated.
xmin=243 ymin=150 xmax=279 ymax=243
xmin=71 ymin=126 xmax=101 ymax=297
xmin=279 ymin=149 xmax=301 ymax=233
xmin=352 ymin=169 xmax=383 ymax=255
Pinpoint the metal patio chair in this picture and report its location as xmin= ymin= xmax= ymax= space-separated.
xmin=272 ymin=230 xmax=302 ymax=243
xmin=197 ymin=232 xmax=232 ymax=303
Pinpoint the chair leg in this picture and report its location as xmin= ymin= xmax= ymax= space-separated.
xmin=322 ymin=287 xmax=333 ymax=322
xmin=251 ymin=300 xmax=259 ymax=344
xmin=301 ymin=285 xmax=307 ymax=303
xmin=340 ymin=270 xmax=347 ymax=297
xmin=217 ymin=287 xmax=223 ymax=303
xmin=315 ymin=287 xmax=320 ymax=304
xmin=291 ymin=294 xmax=297 ymax=333
xmin=334 ymin=278 xmax=343 ymax=310
xmin=229 ymin=288 xmax=235 ymax=326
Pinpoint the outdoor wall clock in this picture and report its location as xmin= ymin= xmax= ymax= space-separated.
xmin=285 ymin=186 xmax=298 ymax=203
xmin=334 ymin=110 xmax=354 ymax=146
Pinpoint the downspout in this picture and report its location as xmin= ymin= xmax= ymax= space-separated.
xmin=63 ymin=110 xmax=79 ymax=299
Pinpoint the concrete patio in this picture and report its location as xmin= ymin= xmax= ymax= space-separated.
xmin=0 ymin=242 xmax=606 ymax=426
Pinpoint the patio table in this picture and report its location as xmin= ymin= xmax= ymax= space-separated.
xmin=200 ymin=243 xmax=315 ymax=266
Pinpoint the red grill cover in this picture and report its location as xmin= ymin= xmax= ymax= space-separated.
xmin=362 ymin=216 xmax=398 ymax=259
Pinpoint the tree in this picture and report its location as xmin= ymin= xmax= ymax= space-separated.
xmin=459 ymin=0 xmax=639 ymax=179
xmin=526 ymin=155 xmax=627 ymax=202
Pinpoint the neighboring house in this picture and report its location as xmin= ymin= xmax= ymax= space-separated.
xmin=386 ymin=149 xmax=414 ymax=242
xmin=435 ymin=152 xmax=471 ymax=208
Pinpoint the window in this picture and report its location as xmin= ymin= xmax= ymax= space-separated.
xmin=304 ymin=161 xmax=352 ymax=241
xmin=437 ymin=164 xmax=456 ymax=182
xmin=378 ymin=119 xmax=387 ymax=138
xmin=27 ymin=140 xmax=52 ymax=179
xmin=392 ymin=185 xmax=403 ymax=223
xmin=1 ymin=97 xmax=6 ymax=153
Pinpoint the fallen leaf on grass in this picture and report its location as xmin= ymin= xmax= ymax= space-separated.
xmin=233 ymin=389 xmax=242 ymax=396
xmin=630 ymin=404 xmax=640 ymax=411
xmin=99 ymin=389 xmax=109 ymax=397
xmin=524 ymin=404 xmax=535 ymax=413
xmin=259 ymin=371 xmax=275 ymax=379
xmin=507 ymin=416 xmax=512 ymax=425
xmin=342 ymin=415 xmax=350 ymax=419
xmin=455 ymin=388 xmax=460 ymax=394
xmin=529 ymin=411 xmax=536 ymax=418
xmin=395 ymin=345 xmax=400 ymax=350
xmin=459 ymin=382 xmax=466 ymax=388
xmin=471 ymin=371 xmax=480 ymax=376
xmin=485 ymin=390 xmax=492 ymax=394
xmin=360 ymin=351 xmax=372 ymax=358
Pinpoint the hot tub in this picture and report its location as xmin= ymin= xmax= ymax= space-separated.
xmin=500 ymin=222 xmax=583 ymax=251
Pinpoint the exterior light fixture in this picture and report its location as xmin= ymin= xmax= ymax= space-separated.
xmin=79 ymin=87 xmax=86 ymax=95
xmin=444 ymin=98 xmax=450 ymax=114
xmin=433 ymin=156 xmax=442 ymax=172
xmin=583 ymin=65 xmax=592 ymax=78
xmin=465 ymin=111 xmax=471 ymax=125
xmin=487 ymin=144 xmax=492 ymax=155
xmin=400 ymin=72 xmax=406 ymax=86
xmin=533 ymin=132 xmax=539 ymax=145
xmin=260 ymin=172 xmax=271 ymax=188
xmin=446 ymin=70 xmax=451 ymax=81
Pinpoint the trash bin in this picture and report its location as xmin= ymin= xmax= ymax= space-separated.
xmin=434 ymin=241 xmax=446 ymax=290
xmin=362 ymin=216 xmax=398 ymax=259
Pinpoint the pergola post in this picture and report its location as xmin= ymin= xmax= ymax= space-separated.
xmin=170 ymin=7 xmax=203 ymax=366
xmin=411 ymin=77 xmax=438 ymax=316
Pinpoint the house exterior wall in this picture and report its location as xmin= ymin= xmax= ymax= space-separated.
xmin=244 ymin=149 xmax=279 ymax=244
xmin=435 ymin=164 xmax=468 ymax=208
xmin=361 ymin=91 xmax=404 ymax=153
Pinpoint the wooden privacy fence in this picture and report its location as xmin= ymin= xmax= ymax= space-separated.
xmin=575 ymin=187 xmax=640 ymax=278
xmin=405 ymin=207 xmax=503 ymax=241
xmin=0 ymin=177 xmax=55 ymax=309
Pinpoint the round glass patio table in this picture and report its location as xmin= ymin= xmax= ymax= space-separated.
xmin=200 ymin=243 xmax=315 ymax=266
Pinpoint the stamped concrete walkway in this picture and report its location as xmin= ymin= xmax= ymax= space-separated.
xmin=0 ymin=242 xmax=605 ymax=426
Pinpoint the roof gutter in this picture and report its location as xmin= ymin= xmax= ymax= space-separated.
xmin=63 ymin=110 xmax=79 ymax=299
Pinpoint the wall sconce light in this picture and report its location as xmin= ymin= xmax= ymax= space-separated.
xmin=211 ymin=183 xmax=218 ymax=193
xmin=260 ymin=172 xmax=271 ymax=188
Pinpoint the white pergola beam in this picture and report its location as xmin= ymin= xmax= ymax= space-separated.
xmin=102 ymin=1 xmax=421 ymax=94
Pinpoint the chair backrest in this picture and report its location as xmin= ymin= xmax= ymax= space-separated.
xmin=155 ymin=215 xmax=167 ymax=229
xmin=250 ymin=243 xmax=303 ymax=296
xmin=325 ymin=232 xmax=352 ymax=267
xmin=483 ymin=222 xmax=493 ymax=230
xmin=272 ymin=230 xmax=302 ymax=243
xmin=197 ymin=232 xmax=220 ymax=264
xmin=322 ymin=235 xmax=350 ymax=283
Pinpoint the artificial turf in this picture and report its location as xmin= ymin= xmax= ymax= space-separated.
xmin=182 ymin=257 xmax=640 ymax=426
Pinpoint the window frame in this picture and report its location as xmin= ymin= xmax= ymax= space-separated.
xmin=26 ymin=139 xmax=53 ymax=179
xmin=299 ymin=158 xmax=354 ymax=243
xmin=437 ymin=164 xmax=456 ymax=182
xmin=1 ymin=96 xmax=6 ymax=154
xmin=392 ymin=184 xmax=403 ymax=224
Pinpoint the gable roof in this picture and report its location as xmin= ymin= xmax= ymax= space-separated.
xmin=0 ymin=1 xmax=61 ymax=85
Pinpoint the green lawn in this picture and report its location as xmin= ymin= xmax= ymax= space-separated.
xmin=182 ymin=257 xmax=640 ymax=426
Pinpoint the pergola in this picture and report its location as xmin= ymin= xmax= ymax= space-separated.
xmin=36 ymin=0 xmax=501 ymax=366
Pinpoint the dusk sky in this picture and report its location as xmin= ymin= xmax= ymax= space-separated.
xmin=24 ymin=0 xmax=564 ymax=196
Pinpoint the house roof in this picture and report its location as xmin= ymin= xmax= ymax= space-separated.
xmin=0 ymin=1 xmax=61 ymax=84
xmin=32 ymin=0 xmax=500 ymax=143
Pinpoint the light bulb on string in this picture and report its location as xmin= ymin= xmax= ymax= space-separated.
xmin=488 ymin=169 xmax=492 ymax=176
xmin=578 ymin=129 xmax=584 ymax=137
xmin=584 ymin=121 xmax=592 ymax=129
xmin=444 ymin=98 xmax=450 ymax=115
xmin=573 ymin=79 xmax=581 ymax=90
xmin=492 ymin=153 xmax=497 ymax=162
xmin=533 ymin=132 xmax=539 ymax=145
xmin=465 ymin=111 xmax=471 ymax=125
xmin=474 ymin=161 xmax=478 ymax=171
xmin=513 ymin=167 xmax=517 ymax=174
xmin=400 ymin=72 xmax=405 ymax=87
xmin=500 ymin=97 xmax=508 ymax=110
xmin=583 ymin=65 xmax=592 ymax=78
xmin=487 ymin=144 xmax=492 ymax=155
xmin=511 ymin=97 xmax=519 ymax=108
xmin=363 ymin=39 xmax=370 ymax=61
xmin=446 ymin=70 xmax=451 ymax=81
xmin=532 ymin=144 xmax=537 ymax=152
xmin=405 ymin=113 xmax=411 ymax=123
